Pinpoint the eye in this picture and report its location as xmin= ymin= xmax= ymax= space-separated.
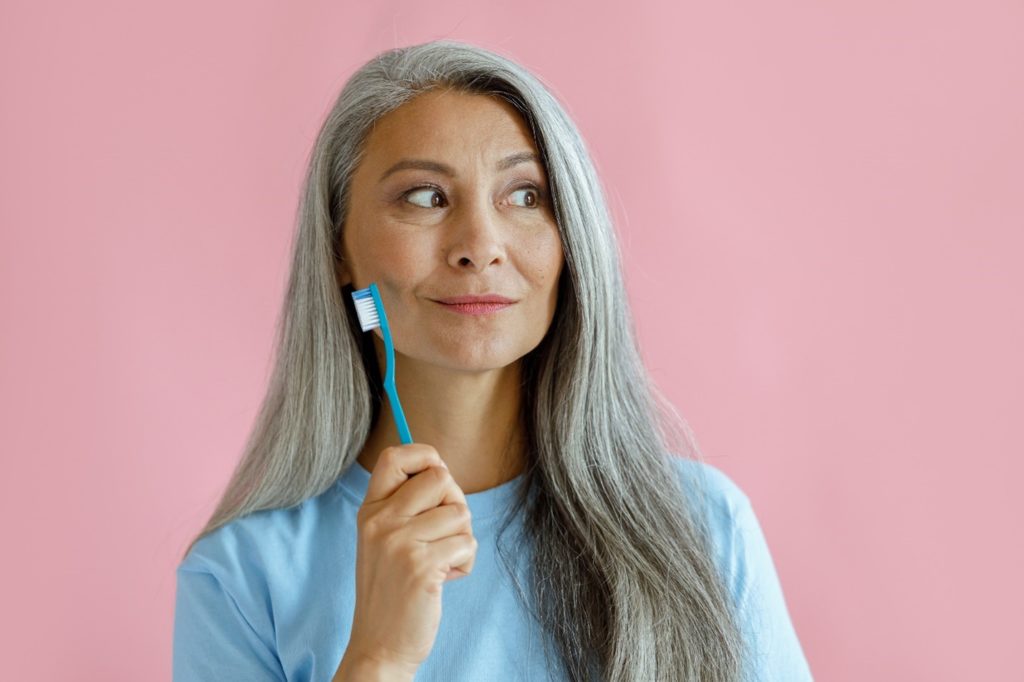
xmin=510 ymin=185 xmax=543 ymax=208
xmin=403 ymin=185 xmax=447 ymax=209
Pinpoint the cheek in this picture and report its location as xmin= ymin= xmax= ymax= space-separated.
xmin=530 ymin=234 xmax=564 ymax=292
xmin=350 ymin=226 xmax=426 ymax=285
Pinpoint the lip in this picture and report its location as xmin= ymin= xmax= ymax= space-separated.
xmin=434 ymin=294 xmax=517 ymax=304
xmin=433 ymin=300 xmax=515 ymax=316
xmin=431 ymin=294 xmax=518 ymax=317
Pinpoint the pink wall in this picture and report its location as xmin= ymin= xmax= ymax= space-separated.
xmin=2 ymin=1 xmax=1021 ymax=679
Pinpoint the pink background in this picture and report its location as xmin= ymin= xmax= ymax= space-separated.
xmin=2 ymin=1 xmax=1021 ymax=679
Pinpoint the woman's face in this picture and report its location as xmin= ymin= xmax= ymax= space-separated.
xmin=337 ymin=89 xmax=564 ymax=372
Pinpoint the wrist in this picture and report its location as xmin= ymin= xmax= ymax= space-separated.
xmin=334 ymin=650 xmax=418 ymax=682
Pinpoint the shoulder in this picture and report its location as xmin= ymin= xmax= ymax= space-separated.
xmin=667 ymin=456 xmax=753 ymax=531
xmin=173 ymin=494 xmax=340 ymax=680
xmin=177 ymin=482 xmax=350 ymax=587
xmin=180 ymin=504 xmax=294 ymax=578
xmin=173 ymin=483 xmax=363 ymax=678
xmin=665 ymin=456 xmax=763 ymax=601
xmin=667 ymin=456 xmax=815 ymax=680
xmin=174 ymin=488 xmax=348 ymax=658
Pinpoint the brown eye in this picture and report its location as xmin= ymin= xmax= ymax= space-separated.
xmin=405 ymin=187 xmax=446 ymax=208
xmin=510 ymin=186 xmax=541 ymax=208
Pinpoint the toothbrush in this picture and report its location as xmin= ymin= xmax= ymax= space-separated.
xmin=350 ymin=283 xmax=413 ymax=444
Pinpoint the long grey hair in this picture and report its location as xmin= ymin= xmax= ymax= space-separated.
xmin=183 ymin=39 xmax=746 ymax=681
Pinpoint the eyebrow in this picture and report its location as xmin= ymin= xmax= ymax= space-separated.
xmin=378 ymin=151 xmax=542 ymax=183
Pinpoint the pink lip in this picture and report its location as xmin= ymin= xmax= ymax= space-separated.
xmin=433 ymin=300 xmax=515 ymax=316
xmin=431 ymin=294 xmax=518 ymax=316
xmin=435 ymin=294 xmax=517 ymax=304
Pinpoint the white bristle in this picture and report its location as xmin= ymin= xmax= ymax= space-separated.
xmin=352 ymin=294 xmax=380 ymax=331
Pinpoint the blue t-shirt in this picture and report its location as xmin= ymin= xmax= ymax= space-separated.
xmin=173 ymin=457 xmax=813 ymax=680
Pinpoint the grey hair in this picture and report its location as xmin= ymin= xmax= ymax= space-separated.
xmin=184 ymin=39 xmax=746 ymax=681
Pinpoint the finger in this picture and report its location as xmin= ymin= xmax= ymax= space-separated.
xmin=426 ymin=532 xmax=477 ymax=578
xmin=386 ymin=464 xmax=466 ymax=517
xmin=401 ymin=502 xmax=473 ymax=543
xmin=363 ymin=444 xmax=447 ymax=505
xmin=444 ymin=568 xmax=468 ymax=582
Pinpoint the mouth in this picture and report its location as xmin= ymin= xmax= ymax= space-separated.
xmin=430 ymin=293 xmax=519 ymax=316
xmin=434 ymin=294 xmax=517 ymax=305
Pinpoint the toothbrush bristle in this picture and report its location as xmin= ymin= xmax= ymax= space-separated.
xmin=351 ymin=288 xmax=381 ymax=331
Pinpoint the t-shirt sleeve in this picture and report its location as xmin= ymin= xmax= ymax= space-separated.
xmin=703 ymin=464 xmax=814 ymax=681
xmin=172 ymin=563 xmax=286 ymax=681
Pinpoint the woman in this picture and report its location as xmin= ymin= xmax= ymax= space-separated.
xmin=173 ymin=39 xmax=813 ymax=681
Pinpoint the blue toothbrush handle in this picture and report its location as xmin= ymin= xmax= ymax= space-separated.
xmin=369 ymin=283 xmax=413 ymax=445
xmin=383 ymin=375 xmax=413 ymax=444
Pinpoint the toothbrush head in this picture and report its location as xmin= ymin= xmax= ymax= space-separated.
xmin=349 ymin=282 xmax=411 ymax=443
xmin=350 ymin=283 xmax=382 ymax=332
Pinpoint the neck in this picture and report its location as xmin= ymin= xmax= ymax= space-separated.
xmin=356 ymin=336 xmax=527 ymax=494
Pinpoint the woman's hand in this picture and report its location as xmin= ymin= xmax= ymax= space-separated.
xmin=342 ymin=443 xmax=477 ymax=677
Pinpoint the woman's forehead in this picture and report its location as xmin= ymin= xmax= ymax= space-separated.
xmin=363 ymin=90 xmax=540 ymax=168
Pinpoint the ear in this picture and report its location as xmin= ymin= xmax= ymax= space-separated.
xmin=335 ymin=261 xmax=353 ymax=288
xmin=333 ymin=240 xmax=353 ymax=287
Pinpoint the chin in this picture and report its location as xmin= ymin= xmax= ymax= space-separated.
xmin=441 ymin=353 xmax=520 ymax=373
xmin=428 ymin=342 xmax=527 ymax=373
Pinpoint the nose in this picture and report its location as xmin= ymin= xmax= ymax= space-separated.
xmin=445 ymin=195 xmax=507 ymax=272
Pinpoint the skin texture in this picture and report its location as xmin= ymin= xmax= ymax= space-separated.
xmin=336 ymin=88 xmax=564 ymax=494
xmin=332 ymin=90 xmax=564 ymax=679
